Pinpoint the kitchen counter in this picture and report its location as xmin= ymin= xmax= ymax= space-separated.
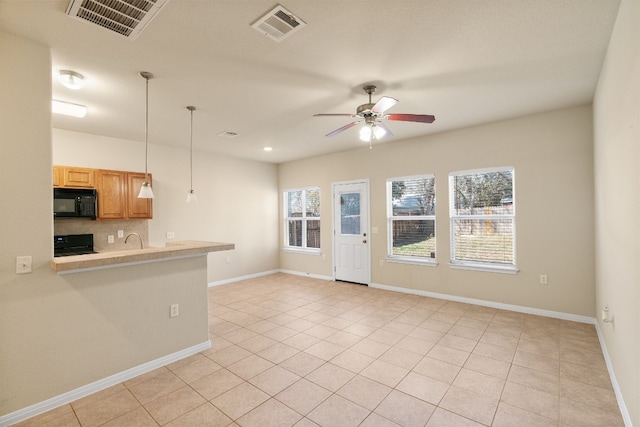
xmin=51 ymin=240 xmax=234 ymax=273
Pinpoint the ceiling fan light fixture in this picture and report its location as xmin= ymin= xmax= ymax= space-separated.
xmin=373 ymin=124 xmax=386 ymax=140
xmin=359 ymin=125 xmax=372 ymax=142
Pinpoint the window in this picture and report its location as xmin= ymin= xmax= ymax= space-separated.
xmin=387 ymin=175 xmax=436 ymax=263
xmin=284 ymin=187 xmax=320 ymax=252
xmin=449 ymin=167 xmax=516 ymax=272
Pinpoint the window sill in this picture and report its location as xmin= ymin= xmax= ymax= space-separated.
xmin=282 ymin=247 xmax=321 ymax=255
xmin=449 ymin=262 xmax=519 ymax=275
xmin=386 ymin=257 xmax=438 ymax=267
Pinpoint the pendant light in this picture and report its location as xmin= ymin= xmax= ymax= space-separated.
xmin=186 ymin=106 xmax=198 ymax=203
xmin=138 ymin=71 xmax=154 ymax=199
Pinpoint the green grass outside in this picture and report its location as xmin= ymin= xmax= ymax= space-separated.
xmin=393 ymin=233 xmax=513 ymax=263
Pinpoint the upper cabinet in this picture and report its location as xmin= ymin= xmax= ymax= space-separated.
xmin=53 ymin=166 xmax=95 ymax=188
xmin=127 ymin=172 xmax=153 ymax=219
xmin=54 ymin=165 xmax=153 ymax=220
xmin=95 ymin=169 xmax=153 ymax=220
xmin=95 ymin=169 xmax=127 ymax=219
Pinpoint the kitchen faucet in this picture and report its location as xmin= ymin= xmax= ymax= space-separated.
xmin=124 ymin=232 xmax=144 ymax=249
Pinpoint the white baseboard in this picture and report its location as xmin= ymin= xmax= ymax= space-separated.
xmin=278 ymin=269 xmax=333 ymax=281
xmin=594 ymin=322 xmax=633 ymax=427
xmin=0 ymin=341 xmax=211 ymax=427
xmin=209 ymin=269 xmax=333 ymax=287
xmin=208 ymin=270 xmax=280 ymax=287
xmin=370 ymin=282 xmax=595 ymax=324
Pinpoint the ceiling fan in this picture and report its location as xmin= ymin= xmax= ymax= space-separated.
xmin=314 ymin=85 xmax=435 ymax=143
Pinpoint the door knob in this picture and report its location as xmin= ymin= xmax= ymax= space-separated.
xmin=363 ymin=239 xmax=367 ymax=244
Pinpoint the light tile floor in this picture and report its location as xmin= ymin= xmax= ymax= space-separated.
xmin=16 ymin=273 xmax=624 ymax=426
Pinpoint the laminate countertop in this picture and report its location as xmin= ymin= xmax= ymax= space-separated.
xmin=51 ymin=240 xmax=235 ymax=273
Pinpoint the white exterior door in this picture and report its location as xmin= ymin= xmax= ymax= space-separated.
xmin=333 ymin=181 xmax=370 ymax=285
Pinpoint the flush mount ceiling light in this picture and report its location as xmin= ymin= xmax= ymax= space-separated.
xmin=138 ymin=71 xmax=154 ymax=199
xmin=58 ymin=70 xmax=85 ymax=89
xmin=52 ymin=99 xmax=87 ymax=118
xmin=186 ymin=106 xmax=197 ymax=203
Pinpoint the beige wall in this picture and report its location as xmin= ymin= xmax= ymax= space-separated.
xmin=0 ymin=33 xmax=220 ymax=419
xmin=593 ymin=0 xmax=640 ymax=423
xmin=280 ymin=105 xmax=595 ymax=316
xmin=53 ymin=129 xmax=281 ymax=283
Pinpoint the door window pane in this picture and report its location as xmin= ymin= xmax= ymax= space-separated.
xmin=341 ymin=193 xmax=361 ymax=235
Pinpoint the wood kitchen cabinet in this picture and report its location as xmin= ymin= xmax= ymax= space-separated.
xmin=127 ymin=172 xmax=153 ymax=219
xmin=53 ymin=166 xmax=95 ymax=188
xmin=95 ymin=169 xmax=153 ymax=219
xmin=96 ymin=169 xmax=127 ymax=219
xmin=53 ymin=166 xmax=62 ymax=187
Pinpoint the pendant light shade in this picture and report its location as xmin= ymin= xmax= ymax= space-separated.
xmin=186 ymin=106 xmax=198 ymax=203
xmin=138 ymin=71 xmax=154 ymax=199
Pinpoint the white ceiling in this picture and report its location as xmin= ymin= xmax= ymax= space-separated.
xmin=0 ymin=0 xmax=621 ymax=163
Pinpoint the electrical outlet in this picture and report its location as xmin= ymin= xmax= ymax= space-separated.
xmin=379 ymin=259 xmax=384 ymax=267
xmin=16 ymin=256 xmax=32 ymax=274
xmin=170 ymin=304 xmax=179 ymax=318
xmin=108 ymin=235 xmax=114 ymax=244
xmin=539 ymin=274 xmax=548 ymax=285
xmin=166 ymin=232 xmax=175 ymax=240
xmin=117 ymin=230 xmax=124 ymax=238
xmin=226 ymin=256 xmax=231 ymax=264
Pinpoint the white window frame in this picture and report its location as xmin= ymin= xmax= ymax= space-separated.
xmin=283 ymin=187 xmax=321 ymax=254
xmin=386 ymin=174 xmax=437 ymax=266
xmin=448 ymin=167 xmax=517 ymax=274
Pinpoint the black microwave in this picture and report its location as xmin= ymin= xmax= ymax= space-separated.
xmin=54 ymin=188 xmax=97 ymax=219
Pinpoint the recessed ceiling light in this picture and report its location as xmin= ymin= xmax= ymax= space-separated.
xmin=52 ymin=99 xmax=87 ymax=118
xmin=58 ymin=70 xmax=85 ymax=90
xmin=263 ymin=146 xmax=273 ymax=152
xmin=218 ymin=131 xmax=239 ymax=138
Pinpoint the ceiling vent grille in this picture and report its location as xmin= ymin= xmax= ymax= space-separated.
xmin=251 ymin=4 xmax=306 ymax=42
xmin=66 ymin=0 xmax=169 ymax=39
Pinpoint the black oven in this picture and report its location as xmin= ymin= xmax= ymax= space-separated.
xmin=53 ymin=188 xmax=97 ymax=219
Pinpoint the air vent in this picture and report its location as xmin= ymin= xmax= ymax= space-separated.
xmin=251 ymin=4 xmax=306 ymax=42
xmin=66 ymin=0 xmax=169 ymax=39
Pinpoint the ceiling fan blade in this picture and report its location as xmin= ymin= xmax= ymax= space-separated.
xmin=313 ymin=113 xmax=356 ymax=117
xmin=371 ymin=96 xmax=398 ymax=114
xmin=385 ymin=113 xmax=435 ymax=123
xmin=326 ymin=121 xmax=361 ymax=137
xmin=376 ymin=121 xmax=393 ymax=138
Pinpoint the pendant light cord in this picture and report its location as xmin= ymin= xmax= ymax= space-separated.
xmin=144 ymin=76 xmax=149 ymax=182
xmin=187 ymin=106 xmax=196 ymax=192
